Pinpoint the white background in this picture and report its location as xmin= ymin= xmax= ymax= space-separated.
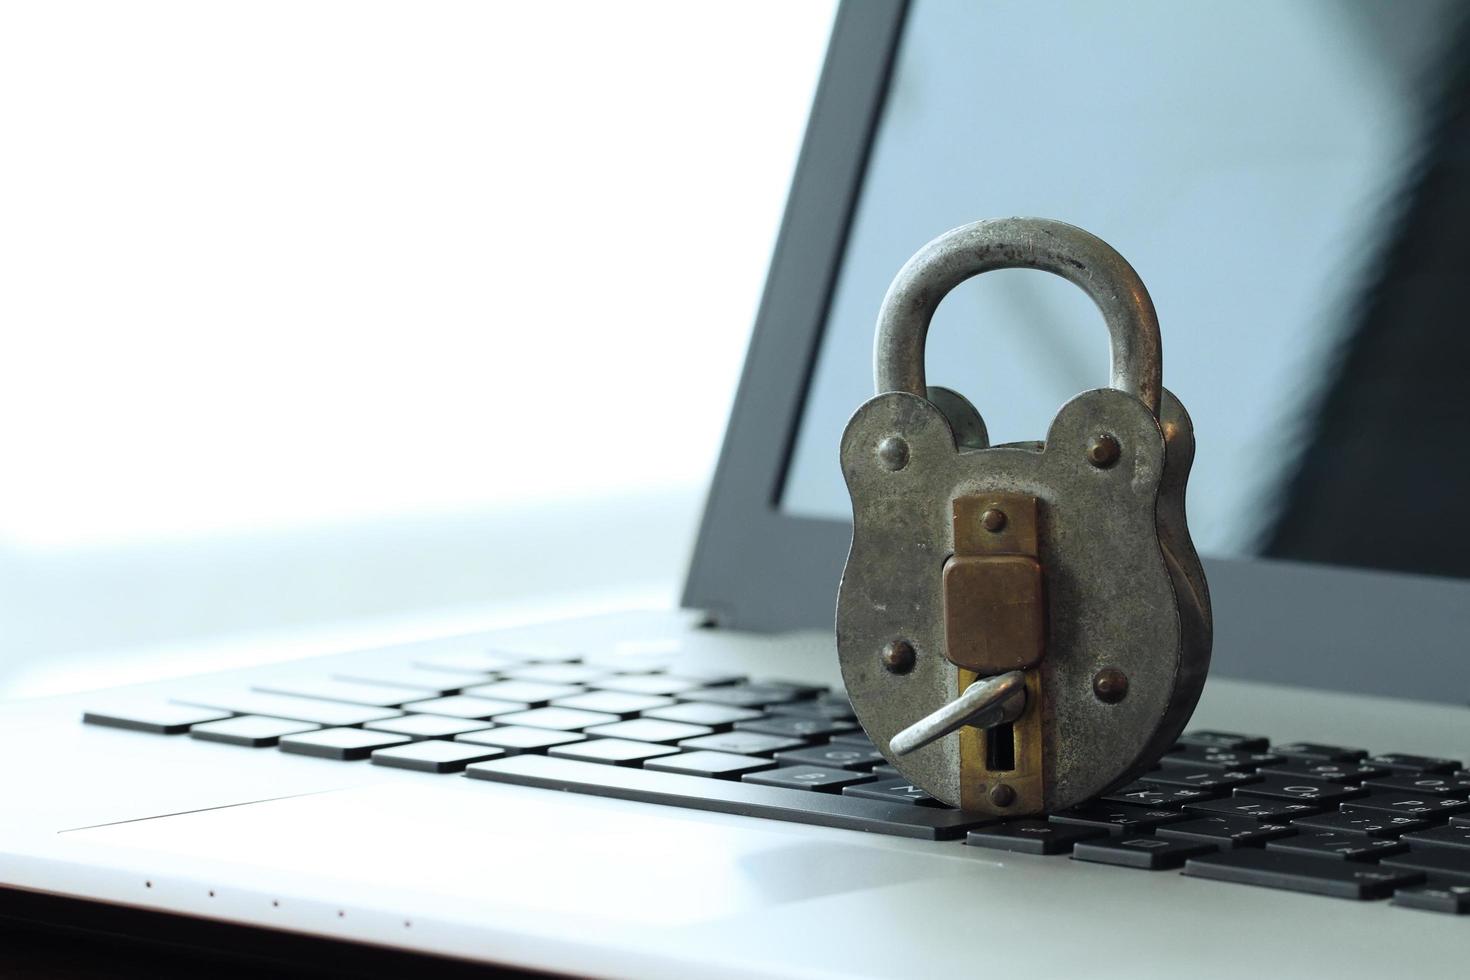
xmin=0 ymin=1 xmax=834 ymax=694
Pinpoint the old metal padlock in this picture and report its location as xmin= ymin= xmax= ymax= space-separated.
xmin=836 ymin=217 xmax=1212 ymax=817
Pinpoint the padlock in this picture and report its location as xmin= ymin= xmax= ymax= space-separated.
xmin=836 ymin=217 xmax=1211 ymax=817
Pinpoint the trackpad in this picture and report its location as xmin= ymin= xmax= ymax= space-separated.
xmin=68 ymin=782 xmax=960 ymax=924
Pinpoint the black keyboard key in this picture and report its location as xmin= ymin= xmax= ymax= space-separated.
xmin=774 ymin=744 xmax=886 ymax=771
xmin=370 ymin=741 xmax=505 ymax=773
xmin=676 ymin=685 xmax=801 ymax=708
xmin=1144 ymin=767 xmax=1260 ymax=791
xmin=828 ymin=731 xmax=878 ymax=749
xmin=1072 ymin=835 xmax=1217 ymax=870
xmin=278 ymin=728 xmax=412 ymax=760
xmin=1157 ymin=816 xmax=1295 ymax=848
xmin=1257 ymin=762 xmax=1389 ymax=784
xmin=1365 ymin=753 xmax=1461 ymax=775
xmin=1391 ymin=883 xmax=1470 ymax=914
xmin=455 ymin=726 xmax=585 ymax=754
xmin=1381 ymin=848 xmax=1470 ymax=884
xmin=1362 ymin=774 xmax=1470 ymax=797
xmin=733 ymin=716 xmax=858 ymax=740
xmin=1161 ymin=748 xmax=1281 ymax=772
xmin=842 ymin=778 xmax=941 ymax=806
xmin=464 ymin=755 xmax=995 ymax=840
xmin=871 ymin=764 xmax=902 ymax=778
xmin=1176 ymin=731 xmax=1270 ymax=752
xmin=1235 ymin=778 xmax=1366 ymax=805
xmin=1272 ymin=742 xmax=1367 ymax=763
xmin=547 ymin=738 xmax=681 ymax=767
xmin=84 ymin=705 xmax=232 ymax=735
xmin=965 ymin=820 xmax=1107 ymax=855
xmin=1290 ymin=811 xmax=1430 ymax=838
xmin=678 ymin=732 xmax=807 ymax=757
xmin=768 ymin=700 xmax=857 ymax=722
xmin=642 ymin=750 xmax=776 ymax=779
xmin=1265 ymin=830 xmax=1405 ymax=862
xmin=639 ymin=702 xmax=763 ymax=729
xmin=1184 ymin=797 xmax=1321 ymax=822
xmin=742 ymin=765 xmax=875 ymax=793
xmin=1101 ymin=783 xmax=1218 ymax=808
xmin=1341 ymin=793 xmax=1470 ymax=819
xmin=1400 ymin=825 xmax=1470 ymax=852
xmin=189 ymin=715 xmax=319 ymax=747
xmin=1184 ymin=849 xmax=1423 ymax=899
xmin=1048 ymin=801 xmax=1191 ymax=835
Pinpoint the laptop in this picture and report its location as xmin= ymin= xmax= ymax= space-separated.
xmin=5 ymin=0 xmax=1470 ymax=974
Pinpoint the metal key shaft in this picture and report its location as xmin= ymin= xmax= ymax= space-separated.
xmin=889 ymin=670 xmax=1027 ymax=757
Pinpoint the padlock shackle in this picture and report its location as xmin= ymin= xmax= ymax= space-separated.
xmin=873 ymin=217 xmax=1162 ymax=418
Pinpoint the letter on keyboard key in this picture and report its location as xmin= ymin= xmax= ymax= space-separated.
xmin=1362 ymin=773 xmax=1470 ymax=797
xmin=1265 ymin=831 xmax=1405 ymax=862
xmin=83 ymin=705 xmax=232 ymax=735
xmin=965 ymin=820 xmax=1107 ymax=855
xmin=1100 ymin=782 xmax=1218 ymax=808
xmin=1288 ymin=811 xmax=1429 ymax=838
xmin=1340 ymin=792 xmax=1470 ymax=818
xmin=463 ymin=755 xmax=996 ymax=840
xmin=841 ymin=777 xmax=941 ymax=806
xmin=1142 ymin=767 xmax=1260 ymax=791
xmin=1182 ymin=797 xmax=1320 ymax=822
xmin=1233 ymin=778 xmax=1366 ymax=804
xmin=1072 ymin=835 xmax=1216 ymax=870
xmin=1048 ymin=801 xmax=1191 ymax=835
xmin=1184 ymin=849 xmax=1424 ymax=899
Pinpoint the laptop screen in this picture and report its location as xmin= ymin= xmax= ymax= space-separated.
xmin=779 ymin=0 xmax=1470 ymax=581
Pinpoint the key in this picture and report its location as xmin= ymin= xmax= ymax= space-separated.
xmin=461 ymin=681 xmax=582 ymax=707
xmin=589 ymin=675 xmax=705 ymax=696
xmin=1362 ymin=774 xmax=1470 ymax=797
xmin=252 ymin=679 xmax=426 ymax=707
xmin=491 ymin=707 xmax=621 ymax=732
xmin=582 ymin=719 xmax=714 ymax=744
xmin=742 ymin=765 xmax=875 ymax=793
xmin=1157 ymin=816 xmax=1295 ymax=849
xmin=1454 ymin=815 xmax=1470 ymax=828
xmin=400 ymin=695 xmax=525 ymax=720
xmin=1400 ymin=825 xmax=1470 ymax=852
xmin=1101 ymin=783 xmax=1218 ymax=808
xmin=550 ymin=691 xmax=675 ymax=718
xmin=501 ymin=664 xmax=614 ymax=685
xmin=414 ymin=651 xmax=525 ymax=673
xmin=188 ymin=715 xmax=318 ymax=747
xmin=278 ymin=728 xmax=412 ymax=761
xmin=1234 ymin=778 xmax=1366 ymax=805
xmin=1265 ymin=831 xmax=1405 ymax=862
xmin=678 ymin=732 xmax=808 ymax=757
xmin=1183 ymin=797 xmax=1320 ymax=822
xmin=1380 ymin=848 xmax=1470 ymax=884
xmin=1257 ymin=762 xmax=1389 ymax=784
xmin=773 ymin=744 xmax=886 ymax=771
xmin=678 ymin=686 xmax=801 ymax=708
xmin=1144 ymin=767 xmax=1260 ymax=791
xmin=643 ymin=751 xmax=776 ymax=779
xmin=1184 ymin=849 xmax=1423 ymax=899
xmin=465 ymin=755 xmax=996 ymax=840
xmin=83 ymin=705 xmax=231 ymax=735
xmin=455 ymin=726 xmax=585 ymax=754
xmin=370 ymin=740 xmax=505 ymax=773
xmin=1176 ymin=731 xmax=1269 ymax=752
xmin=1365 ymin=753 xmax=1461 ymax=775
xmin=842 ymin=778 xmax=942 ymax=806
xmin=1072 ymin=835 xmax=1216 ymax=870
xmin=871 ymin=764 xmax=903 ymax=778
xmin=172 ymin=692 xmax=401 ymax=727
xmin=547 ymin=738 xmax=681 ymax=767
xmin=1391 ymin=883 xmax=1470 ymax=914
xmin=331 ymin=666 xmax=489 ymax=694
xmin=639 ymin=702 xmax=763 ymax=728
xmin=1048 ymin=801 xmax=1190 ymax=835
xmin=1290 ymin=811 xmax=1430 ymax=838
xmin=363 ymin=714 xmax=493 ymax=739
xmin=1271 ymin=742 xmax=1367 ymax=763
xmin=965 ymin=820 xmax=1107 ymax=855
xmin=1341 ymin=793 xmax=1470 ymax=819
xmin=1161 ymin=748 xmax=1281 ymax=772
xmin=734 ymin=716 xmax=858 ymax=740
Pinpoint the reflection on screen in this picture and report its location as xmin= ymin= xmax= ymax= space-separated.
xmin=782 ymin=0 xmax=1458 ymax=565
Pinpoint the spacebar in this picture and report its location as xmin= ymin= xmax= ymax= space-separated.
xmin=464 ymin=755 xmax=995 ymax=840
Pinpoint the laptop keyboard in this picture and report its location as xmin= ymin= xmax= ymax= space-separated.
xmin=84 ymin=650 xmax=1470 ymax=916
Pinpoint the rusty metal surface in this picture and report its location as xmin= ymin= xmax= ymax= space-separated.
xmin=835 ymin=217 xmax=1210 ymax=814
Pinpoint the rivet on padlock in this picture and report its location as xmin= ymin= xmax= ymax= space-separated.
xmin=835 ymin=217 xmax=1212 ymax=816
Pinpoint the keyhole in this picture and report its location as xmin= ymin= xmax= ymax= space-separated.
xmin=986 ymin=722 xmax=1016 ymax=771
